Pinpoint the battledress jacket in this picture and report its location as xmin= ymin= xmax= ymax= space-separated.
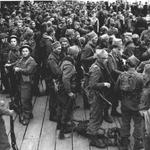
xmin=88 ymin=61 xmax=113 ymax=104
xmin=115 ymin=69 xmax=143 ymax=111
xmin=15 ymin=56 xmax=37 ymax=83
xmin=60 ymin=56 xmax=76 ymax=94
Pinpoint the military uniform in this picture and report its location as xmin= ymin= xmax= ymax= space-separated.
xmin=15 ymin=55 xmax=37 ymax=125
xmin=57 ymin=56 xmax=76 ymax=138
xmin=0 ymin=38 xmax=10 ymax=92
xmin=87 ymin=61 xmax=113 ymax=135
xmin=81 ymin=42 xmax=96 ymax=73
xmin=47 ymin=51 xmax=62 ymax=121
xmin=7 ymin=45 xmax=21 ymax=98
xmin=115 ymin=68 xmax=143 ymax=150
xmin=107 ymin=51 xmax=124 ymax=116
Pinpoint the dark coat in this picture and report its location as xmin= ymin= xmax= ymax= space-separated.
xmin=39 ymin=33 xmax=54 ymax=60
xmin=15 ymin=56 xmax=37 ymax=83
xmin=81 ymin=41 xmax=96 ymax=72
xmin=108 ymin=53 xmax=124 ymax=81
xmin=60 ymin=56 xmax=76 ymax=94
xmin=47 ymin=52 xmax=62 ymax=80
xmin=115 ymin=69 xmax=143 ymax=111
xmin=0 ymin=42 xmax=10 ymax=64
xmin=88 ymin=61 xmax=114 ymax=104
xmin=139 ymin=81 xmax=150 ymax=110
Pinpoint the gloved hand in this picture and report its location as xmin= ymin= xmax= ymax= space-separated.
xmin=68 ymin=92 xmax=76 ymax=100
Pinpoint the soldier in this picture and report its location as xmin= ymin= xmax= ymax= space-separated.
xmin=0 ymin=33 xmax=10 ymax=93
xmin=57 ymin=45 xmax=79 ymax=139
xmin=0 ymin=100 xmax=14 ymax=150
xmin=108 ymin=38 xmax=124 ymax=117
xmin=47 ymin=41 xmax=62 ymax=122
xmin=87 ymin=49 xmax=113 ymax=148
xmin=59 ymin=37 xmax=70 ymax=60
xmin=115 ymin=55 xmax=143 ymax=150
xmin=139 ymin=64 xmax=150 ymax=150
xmin=14 ymin=45 xmax=37 ymax=125
xmin=5 ymin=35 xmax=21 ymax=113
xmin=81 ymin=31 xmax=98 ymax=73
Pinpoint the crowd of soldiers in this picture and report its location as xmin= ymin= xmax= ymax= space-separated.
xmin=1 ymin=0 xmax=150 ymax=150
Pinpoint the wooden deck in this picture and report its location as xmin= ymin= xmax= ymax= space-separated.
xmin=1 ymin=93 xmax=142 ymax=150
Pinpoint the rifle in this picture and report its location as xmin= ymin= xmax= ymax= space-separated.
xmin=7 ymin=68 xmax=19 ymax=150
xmin=9 ymin=100 xmax=19 ymax=150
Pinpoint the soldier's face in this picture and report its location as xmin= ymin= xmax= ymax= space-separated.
xmin=92 ymin=36 xmax=98 ymax=45
xmin=61 ymin=42 xmax=69 ymax=48
xmin=1 ymin=38 xmax=7 ymax=43
xmin=22 ymin=48 xmax=30 ymax=57
xmin=10 ymin=38 xmax=17 ymax=47
xmin=18 ymin=22 xmax=22 ymax=28
xmin=54 ymin=47 xmax=61 ymax=55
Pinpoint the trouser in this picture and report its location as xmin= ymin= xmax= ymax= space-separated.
xmin=57 ymin=92 xmax=74 ymax=126
xmin=121 ymin=106 xmax=143 ymax=139
xmin=87 ymin=98 xmax=104 ymax=135
xmin=21 ymin=82 xmax=33 ymax=119
xmin=32 ymin=65 xmax=40 ymax=95
xmin=0 ymin=117 xmax=10 ymax=150
xmin=48 ymin=80 xmax=57 ymax=117
xmin=0 ymin=64 xmax=9 ymax=91
xmin=144 ymin=134 xmax=150 ymax=150
xmin=108 ymin=87 xmax=118 ymax=111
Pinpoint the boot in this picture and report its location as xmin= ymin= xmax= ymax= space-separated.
xmin=104 ymin=111 xmax=113 ymax=123
xmin=120 ymin=137 xmax=130 ymax=150
xmin=59 ymin=130 xmax=65 ymax=139
xmin=89 ymin=135 xmax=106 ymax=148
xmin=63 ymin=122 xmax=76 ymax=134
xmin=133 ymin=138 xmax=144 ymax=150
xmin=59 ymin=124 xmax=65 ymax=140
xmin=49 ymin=109 xmax=57 ymax=122
xmin=57 ymin=121 xmax=61 ymax=130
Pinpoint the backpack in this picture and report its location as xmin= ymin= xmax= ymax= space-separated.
xmin=119 ymin=72 xmax=137 ymax=92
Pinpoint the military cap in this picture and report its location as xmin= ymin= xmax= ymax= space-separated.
xmin=124 ymin=32 xmax=132 ymax=37
xmin=20 ymin=44 xmax=32 ymax=53
xmin=144 ymin=64 xmax=150 ymax=75
xmin=112 ymin=38 xmax=123 ymax=48
xmin=52 ymin=41 xmax=61 ymax=50
xmin=132 ymin=34 xmax=139 ymax=39
xmin=65 ymin=29 xmax=75 ymax=37
xmin=67 ymin=45 xmax=80 ymax=57
xmin=59 ymin=37 xmax=69 ymax=44
xmin=86 ymin=31 xmax=97 ymax=41
xmin=0 ymin=33 xmax=8 ymax=39
xmin=126 ymin=55 xmax=140 ymax=68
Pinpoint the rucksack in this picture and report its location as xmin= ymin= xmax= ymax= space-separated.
xmin=119 ymin=72 xmax=137 ymax=92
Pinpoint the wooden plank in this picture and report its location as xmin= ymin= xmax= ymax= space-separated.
xmin=2 ymin=94 xmax=11 ymax=134
xmin=73 ymin=94 xmax=90 ymax=150
xmin=7 ymin=96 xmax=37 ymax=149
xmin=20 ymin=96 xmax=47 ymax=150
xmin=38 ymin=96 xmax=57 ymax=150
xmin=55 ymin=134 xmax=72 ymax=150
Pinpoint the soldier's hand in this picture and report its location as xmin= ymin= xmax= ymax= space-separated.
xmin=14 ymin=67 xmax=21 ymax=72
xmin=68 ymin=92 xmax=76 ymax=99
xmin=93 ymin=53 xmax=97 ymax=59
xmin=104 ymin=82 xmax=111 ymax=88
xmin=9 ymin=110 xmax=15 ymax=117
xmin=5 ymin=63 xmax=11 ymax=67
